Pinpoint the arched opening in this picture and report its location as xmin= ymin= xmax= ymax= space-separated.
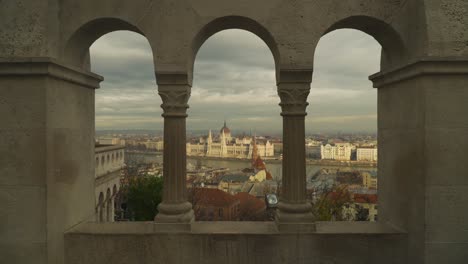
xmin=307 ymin=28 xmax=381 ymax=222
xmin=64 ymin=18 xmax=147 ymax=69
xmin=90 ymin=30 xmax=160 ymax=136
xmin=188 ymin=28 xmax=278 ymax=222
xmin=191 ymin=16 xmax=280 ymax=81
xmin=66 ymin=19 xmax=161 ymax=223
xmin=89 ymin=29 xmax=164 ymax=222
xmin=323 ymin=16 xmax=407 ymax=69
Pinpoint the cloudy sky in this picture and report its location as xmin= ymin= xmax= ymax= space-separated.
xmin=91 ymin=29 xmax=380 ymax=135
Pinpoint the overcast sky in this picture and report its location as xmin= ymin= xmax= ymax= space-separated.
xmin=91 ymin=29 xmax=380 ymax=135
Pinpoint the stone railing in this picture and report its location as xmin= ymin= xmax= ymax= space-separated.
xmin=95 ymin=145 xmax=125 ymax=178
xmin=65 ymin=221 xmax=407 ymax=264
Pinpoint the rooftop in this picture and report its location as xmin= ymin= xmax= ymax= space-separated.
xmin=193 ymin=188 xmax=240 ymax=207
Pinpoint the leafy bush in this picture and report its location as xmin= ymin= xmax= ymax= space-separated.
xmin=312 ymin=185 xmax=351 ymax=221
xmin=122 ymin=175 xmax=163 ymax=221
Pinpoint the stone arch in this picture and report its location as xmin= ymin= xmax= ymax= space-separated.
xmin=100 ymin=156 xmax=105 ymax=166
xmin=190 ymin=16 xmax=280 ymax=81
xmin=319 ymin=15 xmax=408 ymax=69
xmin=112 ymin=184 xmax=117 ymax=196
xmin=63 ymin=17 xmax=156 ymax=69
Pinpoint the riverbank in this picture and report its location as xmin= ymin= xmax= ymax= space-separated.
xmin=126 ymin=151 xmax=376 ymax=168
xmin=187 ymin=155 xmax=376 ymax=168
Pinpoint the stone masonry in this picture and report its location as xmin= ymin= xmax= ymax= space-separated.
xmin=1 ymin=1 xmax=467 ymax=263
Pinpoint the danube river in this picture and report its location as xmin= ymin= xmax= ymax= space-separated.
xmin=127 ymin=152 xmax=377 ymax=183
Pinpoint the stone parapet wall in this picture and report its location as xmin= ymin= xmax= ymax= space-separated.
xmin=65 ymin=221 xmax=407 ymax=264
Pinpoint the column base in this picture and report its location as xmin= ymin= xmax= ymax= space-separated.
xmin=154 ymin=201 xmax=194 ymax=223
xmin=275 ymin=201 xmax=315 ymax=225
xmin=276 ymin=202 xmax=316 ymax=232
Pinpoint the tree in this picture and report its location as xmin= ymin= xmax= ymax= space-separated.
xmin=312 ymin=185 xmax=351 ymax=221
xmin=121 ymin=175 xmax=163 ymax=221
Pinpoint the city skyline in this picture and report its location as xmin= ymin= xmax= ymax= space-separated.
xmin=91 ymin=29 xmax=380 ymax=133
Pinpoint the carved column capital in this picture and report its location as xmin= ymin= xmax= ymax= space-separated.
xmin=157 ymin=73 xmax=192 ymax=117
xmin=158 ymin=85 xmax=191 ymax=117
xmin=277 ymin=70 xmax=312 ymax=116
xmin=277 ymin=85 xmax=310 ymax=116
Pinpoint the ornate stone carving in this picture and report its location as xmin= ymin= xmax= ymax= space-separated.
xmin=158 ymin=85 xmax=191 ymax=117
xmin=277 ymin=70 xmax=312 ymax=116
xmin=277 ymin=85 xmax=310 ymax=116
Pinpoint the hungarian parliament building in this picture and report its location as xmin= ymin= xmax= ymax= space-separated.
xmin=186 ymin=122 xmax=275 ymax=158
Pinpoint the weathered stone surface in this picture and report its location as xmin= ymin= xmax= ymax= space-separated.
xmin=65 ymin=222 xmax=406 ymax=264
xmin=1 ymin=1 xmax=468 ymax=264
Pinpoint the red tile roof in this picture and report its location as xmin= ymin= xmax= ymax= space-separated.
xmin=193 ymin=188 xmax=239 ymax=207
xmin=234 ymin=192 xmax=266 ymax=215
xmin=353 ymin=193 xmax=378 ymax=204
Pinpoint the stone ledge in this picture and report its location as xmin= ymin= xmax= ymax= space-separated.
xmin=191 ymin=221 xmax=279 ymax=234
xmin=315 ymin=221 xmax=406 ymax=234
xmin=95 ymin=145 xmax=125 ymax=153
xmin=0 ymin=57 xmax=103 ymax=89
xmin=95 ymin=168 xmax=122 ymax=185
xmin=369 ymin=57 xmax=468 ymax=88
xmin=64 ymin=222 xmax=408 ymax=264
xmin=65 ymin=221 xmax=406 ymax=235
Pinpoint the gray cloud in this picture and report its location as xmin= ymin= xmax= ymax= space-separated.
xmin=91 ymin=29 xmax=380 ymax=133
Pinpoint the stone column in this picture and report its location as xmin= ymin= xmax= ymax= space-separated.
xmin=102 ymin=202 xmax=108 ymax=222
xmin=110 ymin=197 xmax=115 ymax=222
xmin=276 ymin=70 xmax=315 ymax=228
xmin=154 ymin=74 xmax=194 ymax=224
xmin=370 ymin=58 xmax=468 ymax=263
xmin=0 ymin=58 xmax=103 ymax=263
xmin=106 ymin=197 xmax=112 ymax=222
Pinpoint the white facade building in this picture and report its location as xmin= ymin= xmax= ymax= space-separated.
xmin=321 ymin=143 xmax=353 ymax=161
xmin=186 ymin=123 xmax=274 ymax=158
xmin=95 ymin=145 xmax=125 ymax=222
xmin=362 ymin=171 xmax=378 ymax=189
xmin=98 ymin=137 xmax=125 ymax=146
xmin=143 ymin=140 xmax=164 ymax=151
xmin=357 ymin=147 xmax=378 ymax=162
